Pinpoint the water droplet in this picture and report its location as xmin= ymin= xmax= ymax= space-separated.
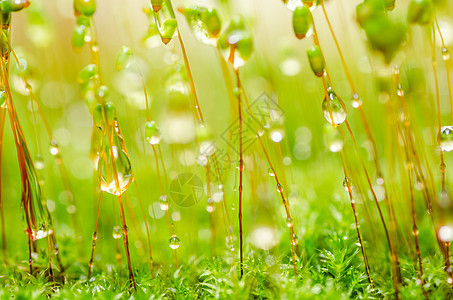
xmin=159 ymin=195 xmax=169 ymax=211
xmin=226 ymin=235 xmax=235 ymax=251
xmin=257 ymin=129 xmax=265 ymax=137
xmin=276 ymin=183 xmax=283 ymax=193
xmin=322 ymin=90 xmax=347 ymax=126
xmin=112 ymin=226 xmax=121 ymax=239
xmin=169 ymin=235 xmax=181 ymax=249
xmin=442 ymin=47 xmax=450 ymax=61
xmin=447 ymin=277 xmax=453 ymax=284
xmin=343 ymin=177 xmax=353 ymax=192
xmin=145 ymin=121 xmax=161 ymax=145
xmin=97 ymin=118 xmax=134 ymax=195
xmin=268 ymin=168 xmax=275 ymax=177
xmin=286 ymin=217 xmax=293 ymax=228
xmin=440 ymin=126 xmax=453 ymax=152
xmin=412 ymin=225 xmax=419 ymax=236
xmin=351 ymin=93 xmax=362 ymax=108
xmin=49 ymin=139 xmax=60 ymax=156
xmin=35 ymin=154 xmax=45 ymax=170
xmin=439 ymin=225 xmax=453 ymax=242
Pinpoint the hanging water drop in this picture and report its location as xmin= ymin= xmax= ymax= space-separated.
xmin=322 ymin=89 xmax=347 ymax=126
xmin=343 ymin=177 xmax=353 ymax=192
xmin=145 ymin=121 xmax=161 ymax=145
xmin=286 ymin=217 xmax=293 ymax=228
xmin=97 ymin=104 xmax=134 ymax=196
xmin=49 ymin=139 xmax=60 ymax=156
xmin=159 ymin=195 xmax=169 ymax=211
xmin=112 ymin=226 xmax=121 ymax=239
xmin=439 ymin=126 xmax=453 ymax=152
xmin=169 ymin=235 xmax=181 ymax=249
xmin=351 ymin=93 xmax=362 ymax=108
xmin=442 ymin=47 xmax=450 ymax=61
xmin=268 ymin=168 xmax=275 ymax=177
xmin=276 ymin=183 xmax=283 ymax=193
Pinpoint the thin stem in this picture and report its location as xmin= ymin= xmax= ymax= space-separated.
xmin=339 ymin=150 xmax=373 ymax=287
xmin=87 ymin=192 xmax=103 ymax=279
xmin=234 ymin=66 xmax=244 ymax=278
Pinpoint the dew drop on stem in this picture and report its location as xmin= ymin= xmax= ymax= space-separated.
xmin=169 ymin=235 xmax=181 ymax=249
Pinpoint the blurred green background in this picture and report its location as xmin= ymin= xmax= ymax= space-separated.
xmin=1 ymin=0 xmax=453 ymax=286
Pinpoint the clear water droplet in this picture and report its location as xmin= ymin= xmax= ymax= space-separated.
xmin=343 ymin=177 xmax=353 ymax=192
xmin=226 ymin=235 xmax=235 ymax=251
xmin=112 ymin=226 xmax=121 ymax=239
xmin=268 ymin=168 xmax=275 ymax=177
xmin=442 ymin=47 xmax=450 ymax=61
xmin=286 ymin=217 xmax=293 ymax=228
xmin=276 ymin=183 xmax=283 ymax=193
xmin=351 ymin=93 xmax=362 ymax=108
xmin=440 ymin=126 xmax=453 ymax=152
xmin=169 ymin=235 xmax=181 ymax=249
xmin=159 ymin=195 xmax=169 ymax=211
xmin=145 ymin=121 xmax=161 ymax=145
xmin=98 ymin=119 xmax=134 ymax=195
xmin=322 ymin=90 xmax=346 ymax=126
xmin=49 ymin=139 xmax=60 ymax=156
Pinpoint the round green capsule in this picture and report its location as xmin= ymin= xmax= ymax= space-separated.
xmin=234 ymin=30 xmax=253 ymax=61
xmin=93 ymin=103 xmax=103 ymax=127
xmin=384 ymin=0 xmax=395 ymax=10
xmin=76 ymin=16 xmax=90 ymax=27
xmin=77 ymin=64 xmax=98 ymax=83
xmin=292 ymin=5 xmax=312 ymax=39
xmin=115 ymin=46 xmax=133 ymax=71
xmin=104 ymin=102 xmax=116 ymax=124
xmin=151 ymin=0 xmax=163 ymax=12
xmin=72 ymin=25 xmax=86 ymax=50
xmin=74 ymin=0 xmax=96 ymax=17
xmin=203 ymin=8 xmax=221 ymax=38
xmin=161 ymin=19 xmax=177 ymax=45
xmin=307 ymin=45 xmax=324 ymax=77
xmin=408 ymin=0 xmax=434 ymax=25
